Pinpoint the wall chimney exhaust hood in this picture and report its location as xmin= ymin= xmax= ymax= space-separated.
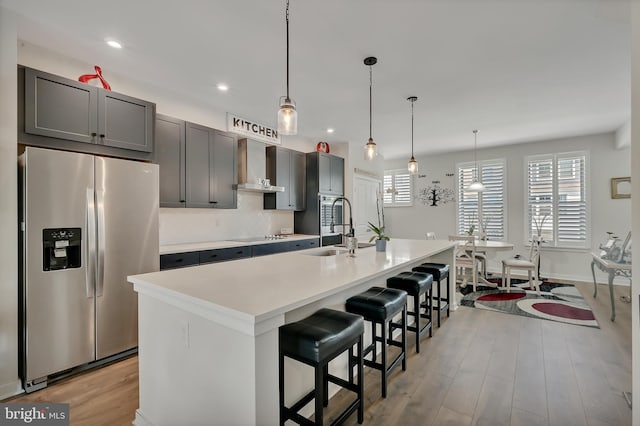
xmin=237 ymin=138 xmax=285 ymax=193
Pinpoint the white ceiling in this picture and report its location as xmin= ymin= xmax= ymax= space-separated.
xmin=1 ymin=0 xmax=631 ymax=159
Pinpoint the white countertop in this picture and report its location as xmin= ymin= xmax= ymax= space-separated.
xmin=130 ymin=239 xmax=456 ymax=335
xmin=159 ymin=234 xmax=319 ymax=254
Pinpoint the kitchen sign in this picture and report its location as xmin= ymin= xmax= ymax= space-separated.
xmin=227 ymin=113 xmax=281 ymax=145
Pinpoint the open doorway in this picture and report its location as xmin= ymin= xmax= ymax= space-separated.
xmin=353 ymin=173 xmax=382 ymax=241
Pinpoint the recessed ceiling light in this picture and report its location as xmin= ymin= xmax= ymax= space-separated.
xmin=327 ymin=128 xmax=335 ymax=134
xmin=106 ymin=39 xmax=122 ymax=49
xmin=217 ymin=83 xmax=229 ymax=92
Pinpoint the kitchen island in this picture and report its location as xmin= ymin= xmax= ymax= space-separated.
xmin=128 ymin=239 xmax=456 ymax=426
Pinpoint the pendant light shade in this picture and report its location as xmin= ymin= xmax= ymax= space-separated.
xmin=278 ymin=97 xmax=297 ymax=135
xmin=468 ymin=180 xmax=485 ymax=191
xmin=277 ymin=0 xmax=297 ymax=135
xmin=468 ymin=129 xmax=485 ymax=192
xmin=407 ymin=96 xmax=418 ymax=174
xmin=364 ymin=56 xmax=378 ymax=160
xmin=408 ymin=157 xmax=418 ymax=174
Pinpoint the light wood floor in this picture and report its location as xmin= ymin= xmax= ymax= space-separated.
xmin=5 ymin=282 xmax=632 ymax=426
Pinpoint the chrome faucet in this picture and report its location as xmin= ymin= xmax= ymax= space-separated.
xmin=329 ymin=196 xmax=354 ymax=237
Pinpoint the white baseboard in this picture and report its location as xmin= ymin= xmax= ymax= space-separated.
xmin=134 ymin=409 xmax=154 ymax=426
xmin=0 ymin=379 xmax=24 ymax=401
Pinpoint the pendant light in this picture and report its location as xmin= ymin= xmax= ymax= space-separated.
xmin=364 ymin=56 xmax=378 ymax=160
xmin=468 ymin=129 xmax=485 ymax=191
xmin=407 ymin=96 xmax=418 ymax=174
xmin=277 ymin=0 xmax=297 ymax=135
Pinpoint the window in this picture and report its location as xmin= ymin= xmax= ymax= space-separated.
xmin=383 ymin=169 xmax=413 ymax=206
xmin=456 ymin=159 xmax=506 ymax=240
xmin=526 ymin=152 xmax=588 ymax=248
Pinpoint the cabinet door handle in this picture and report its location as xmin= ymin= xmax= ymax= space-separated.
xmin=209 ymin=201 xmax=218 ymax=204
xmin=99 ymin=134 xmax=105 ymax=138
xmin=179 ymin=199 xmax=186 ymax=203
xmin=91 ymin=132 xmax=97 ymax=137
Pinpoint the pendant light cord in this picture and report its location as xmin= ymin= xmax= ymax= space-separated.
xmin=473 ymin=130 xmax=478 ymax=178
xmin=411 ymin=100 xmax=414 ymax=157
xmin=369 ymin=65 xmax=373 ymax=139
xmin=285 ymin=0 xmax=290 ymax=100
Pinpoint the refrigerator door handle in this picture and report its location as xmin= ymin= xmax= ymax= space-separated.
xmin=96 ymin=189 xmax=106 ymax=297
xmin=86 ymin=188 xmax=96 ymax=298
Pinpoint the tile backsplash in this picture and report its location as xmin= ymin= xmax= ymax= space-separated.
xmin=159 ymin=192 xmax=294 ymax=245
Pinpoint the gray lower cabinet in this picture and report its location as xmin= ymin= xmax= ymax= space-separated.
xmin=186 ymin=123 xmax=237 ymax=209
xmin=199 ymin=247 xmax=251 ymax=264
xmin=160 ymin=238 xmax=320 ymax=269
xmin=160 ymin=252 xmax=199 ymax=270
xmin=23 ymin=67 xmax=154 ymax=154
xmin=264 ymin=146 xmax=306 ymax=210
xmin=251 ymin=242 xmax=290 ymax=257
xmin=286 ymin=239 xmax=319 ymax=251
xmin=155 ymin=115 xmax=186 ymax=207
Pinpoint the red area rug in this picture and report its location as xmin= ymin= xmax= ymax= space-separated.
xmin=459 ymin=279 xmax=598 ymax=328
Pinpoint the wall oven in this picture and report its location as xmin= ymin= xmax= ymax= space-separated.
xmin=319 ymin=194 xmax=344 ymax=246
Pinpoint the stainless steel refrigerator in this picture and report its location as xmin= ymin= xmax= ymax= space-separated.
xmin=18 ymin=147 xmax=159 ymax=392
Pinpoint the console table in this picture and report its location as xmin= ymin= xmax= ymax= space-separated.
xmin=590 ymin=253 xmax=632 ymax=321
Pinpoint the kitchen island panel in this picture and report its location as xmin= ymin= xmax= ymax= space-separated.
xmin=136 ymin=293 xmax=263 ymax=426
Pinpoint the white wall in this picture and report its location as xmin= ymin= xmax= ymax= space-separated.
xmin=630 ymin=0 xmax=639 ymax=420
xmin=160 ymin=193 xmax=293 ymax=245
xmin=17 ymin=42 xmax=325 ymax=245
xmin=384 ymin=133 xmax=631 ymax=283
xmin=0 ymin=7 xmax=21 ymax=399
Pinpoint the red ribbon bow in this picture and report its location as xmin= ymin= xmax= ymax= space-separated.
xmin=78 ymin=65 xmax=111 ymax=90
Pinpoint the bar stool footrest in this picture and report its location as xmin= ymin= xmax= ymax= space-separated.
xmin=327 ymin=374 xmax=359 ymax=394
xmin=330 ymin=399 xmax=361 ymax=426
xmin=287 ymin=389 xmax=316 ymax=419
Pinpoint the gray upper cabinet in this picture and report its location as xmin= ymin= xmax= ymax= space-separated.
xmin=185 ymin=122 xmax=237 ymax=209
xmin=315 ymin=152 xmax=344 ymax=196
xmin=264 ymin=146 xmax=306 ymax=211
xmin=23 ymin=67 xmax=154 ymax=154
xmin=98 ymin=90 xmax=154 ymax=152
xmin=155 ymin=114 xmax=186 ymax=207
xmin=25 ymin=68 xmax=97 ymax=144
xmin=209 ymin=130 xmax=237 ymax=209
xmin=290 ymin=150 xmax=306 ymax=209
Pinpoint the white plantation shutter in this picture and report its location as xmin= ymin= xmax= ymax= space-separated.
xmin=457 ymin=165 xmax=478 ymax=235
xmin=527 ymin=157 xmax=554 ymax=242
xmin=457 ymin=159 xmax=505 ymax=240
xmin=383 ymin=175 xmax=393 ymax=204
xmin=383 ymin=170 xmax=413 ymax=206
xmin=480 ymin=161 xmax=505 ymax=239
xmin=557 ymin=154 xmax=586 ymax=242
xmin=526 ymin=152 xmax=588 ymax=247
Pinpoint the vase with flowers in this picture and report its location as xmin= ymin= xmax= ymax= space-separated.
xmin=368 ymin=190 xmax=390 ymax=251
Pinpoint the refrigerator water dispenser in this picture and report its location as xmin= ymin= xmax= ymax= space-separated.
xmin=42 ymin=228 xmax=81 ymax=271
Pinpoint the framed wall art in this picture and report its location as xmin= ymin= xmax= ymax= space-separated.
xmin=611 ymin=177 xmax=631 ymax=199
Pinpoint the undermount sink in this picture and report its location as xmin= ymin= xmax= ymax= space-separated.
xmin=303 ymin=248 xmax=349 ymax=257
xmin=335 ymin=242 xmax=376 ymax=249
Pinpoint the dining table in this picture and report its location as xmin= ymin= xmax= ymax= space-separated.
xmin=474 ymin=240 xmax=515 ymax=252
xmin=457 ymin=239 xmax=515 ymax=287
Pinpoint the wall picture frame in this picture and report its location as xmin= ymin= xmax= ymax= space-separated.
xmin=611 ymin=177 xmax=631 ymax=199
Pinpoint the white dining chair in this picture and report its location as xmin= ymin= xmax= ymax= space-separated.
xmin=448 ymin=235 xmax=481 ymax=291
xmin=501 ymin=235 xmax=541 ymax=294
